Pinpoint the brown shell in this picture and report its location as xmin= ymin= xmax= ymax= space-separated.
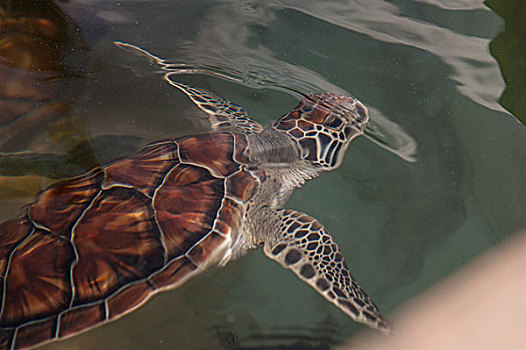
xmin=0 ymin=132 xmax=261 ymax=349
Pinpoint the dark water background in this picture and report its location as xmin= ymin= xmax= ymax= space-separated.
xmin=1 ymin=0 xmax=525 ymax=349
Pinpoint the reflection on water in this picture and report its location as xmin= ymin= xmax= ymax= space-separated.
xmin=210 ymin=323 xmax=341 ymax=350
xmin=0 ymin=0 xmax=525 ymax=349
xmin=486 ymin=0 xmax=526 ymax=125
xmin=0 ymin=0 xmax=87 ymax=153
xmin=115 ymin=40 xmax=417 ymax=162
xmin=0 ymin=0 xmax=92 ymax=219
xmin=269 ymin=0 xmax=506 ymax=113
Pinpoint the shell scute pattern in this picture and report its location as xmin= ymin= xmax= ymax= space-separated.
xmin=58 ymin=302 xmax=105 ymax=338
xmin=0 ymin=131 xmax=261 ymax=349
xmin=14 ymin=318 xmax=56 ymax=350
xmin=103 ymin=141 xmax=179 ymax=197
xmin=216 ymin=197 xmax=244 ymax=233
xmin=149 ymin=257 xmax=197 ymax=291
xmin=2 ymin=230 xmax=73 ymax=325
xmin=225 ymin=171 xmax=259 ymax=205
xmin=153 ymin=163 xmax=224 ymax=258
xmin=71 ymin=186 xmax=164 ymax=305
xmin=106 ymin=281 xmax=155 ymax=319
xmin=0 ymin=219 xmax=32 ymax=275
xmin=177 ymin=133 xmax=241 ymax=177
xmin=186 ymin=232 xmax=226 ymax=266
xmin=29 ymin=170 xmax=104 ymax=238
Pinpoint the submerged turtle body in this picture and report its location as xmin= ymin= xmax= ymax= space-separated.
xmin=0 ymin=43 xmax=388 ymax=349
xmin=0 ymin=132 xmax=260 ymax=349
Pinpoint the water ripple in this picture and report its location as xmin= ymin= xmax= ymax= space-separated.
xmin=273 ymin=0 xmax=507 ymax=113
xmin=116 ymin=39 xmax=417 ymax=163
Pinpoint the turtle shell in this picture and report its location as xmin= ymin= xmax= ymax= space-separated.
xmin=0 ymin=132 xmax=262 ymax=349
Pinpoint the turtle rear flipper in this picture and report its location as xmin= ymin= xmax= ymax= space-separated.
xmin=262 ymin=209 xmax=390 ymax=332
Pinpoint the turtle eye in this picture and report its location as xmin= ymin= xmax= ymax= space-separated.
xmin=324 ymin=114 xmax=343 ymax=129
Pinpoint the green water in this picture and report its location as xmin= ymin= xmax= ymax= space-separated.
xmin=1 ymin=1 xmax=525 ymax=349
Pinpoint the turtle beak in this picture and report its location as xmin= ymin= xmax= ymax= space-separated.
xmin=342 ymin=98 xmax=369 ymax=132
xmin=318 ymin=93 xmax=369 ymax=132
xmin=353 ymin=100 xmax=369 ymax=124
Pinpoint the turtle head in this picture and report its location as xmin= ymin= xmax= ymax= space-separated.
xmin=272 ymin=92 xmax=369 ymax=170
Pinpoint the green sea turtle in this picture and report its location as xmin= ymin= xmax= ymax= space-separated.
xmin=0 ymin=44 xmax=388 ymax=349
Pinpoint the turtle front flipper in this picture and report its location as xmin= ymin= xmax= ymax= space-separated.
xmin=163 ymin=79 xmax=264 ymax=135
xmin=114 ymin=41 xmax=263 ymax=135
xmin=262 ymin=209 xmax=389 ymax=332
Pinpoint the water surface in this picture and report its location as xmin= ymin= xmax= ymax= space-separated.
xmin=1 ymin=1 xmax=525 ymax=349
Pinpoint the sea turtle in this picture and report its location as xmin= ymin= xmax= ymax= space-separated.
xmin=0 ymin=45 xmax=389 ymax=349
